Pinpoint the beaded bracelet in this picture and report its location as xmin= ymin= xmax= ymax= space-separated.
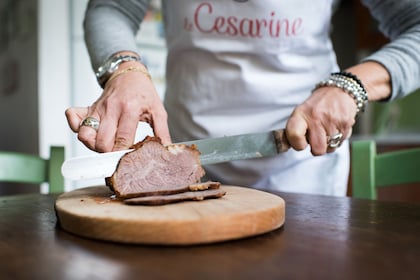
xmin=331 ymin=71 xmax=365 ymax=90
xmin=313 ymin=71 xmax=368 ymax=114
xmin=106 ymin=66 xmax=151 ymax=85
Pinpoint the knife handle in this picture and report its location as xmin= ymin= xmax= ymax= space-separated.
xmin=273 ymin=129 xmax=290 ymax=153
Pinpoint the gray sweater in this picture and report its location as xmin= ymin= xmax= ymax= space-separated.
xmin=84 ymin=0 xmax=420 ymax=101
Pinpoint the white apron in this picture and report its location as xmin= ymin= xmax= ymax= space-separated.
xmin=162 ymin=0 xmax=349 ymax=196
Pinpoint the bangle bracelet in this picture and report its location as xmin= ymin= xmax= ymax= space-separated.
xmin=313 ymin=72 xmax=368 ymax=115
xmin=106 ymin=66 xmax=151 ymax=85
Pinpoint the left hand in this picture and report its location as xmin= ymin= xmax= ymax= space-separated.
xmin=65 ymin=61 xmax=171 ymax=153
xmin=285 ymin=86 xmax=357 ymax=156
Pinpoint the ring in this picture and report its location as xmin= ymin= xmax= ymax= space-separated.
xmin=80 ymin=116 xmax=100 ymax=131
xmin=327 ymin=132 xmax=343 ymax=148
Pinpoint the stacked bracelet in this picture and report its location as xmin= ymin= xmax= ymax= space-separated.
xmin=313 ymin=71 xmax=368 ymax=114
xmin=106 ymin=66 xmax=151 ymax=85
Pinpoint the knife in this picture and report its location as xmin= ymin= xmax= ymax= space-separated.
xmin=61 ymin=129 xmax=290 ymax=180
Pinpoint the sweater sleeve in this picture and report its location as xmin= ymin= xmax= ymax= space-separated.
xmin=361 ymin=0 xmax=420 ymax=101
xmin=83 ymin=0 xmax=151 ymax=71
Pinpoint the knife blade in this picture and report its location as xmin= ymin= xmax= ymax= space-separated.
xmin=61 ymin=129 xmax=290 ymax=180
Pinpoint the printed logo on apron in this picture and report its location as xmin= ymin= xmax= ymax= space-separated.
xmin=165 ymin=0 xmax=332 ymax=53
xmin=183 ymin=2 xmax=303 ymax=39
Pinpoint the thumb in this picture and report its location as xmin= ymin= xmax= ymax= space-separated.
xmin=65 ymin=107 xmax=89 ymax=133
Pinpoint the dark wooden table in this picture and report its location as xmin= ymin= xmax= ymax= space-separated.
xmin=1 ymin=191 xmax=419 ymax=280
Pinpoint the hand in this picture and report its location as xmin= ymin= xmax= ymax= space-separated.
xmin=285 ymin=86 xmax=357 ymax=156
xmin=65 ymin=65 xmax=171 ymax=152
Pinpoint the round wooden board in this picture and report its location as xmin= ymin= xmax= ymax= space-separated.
xmin=55 ymin=185 xmax=285 ymax=245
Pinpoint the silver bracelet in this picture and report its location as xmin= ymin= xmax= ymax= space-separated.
xmin=313 ymin=73 xmax=368 ymax=114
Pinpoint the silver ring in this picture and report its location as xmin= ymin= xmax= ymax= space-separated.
xmin=80 ymin=116 xmax=100 ymax=131
xmin=327 ymin=132 xmax=343 ymax=148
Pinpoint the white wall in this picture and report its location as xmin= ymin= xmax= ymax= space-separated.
xmin=38 ymin=0 xmax=72 ymax=158
xmin=69 ymin=0 xmax=105 ymax=189
xmin=38 ymin=0 xmax=99 ymax=190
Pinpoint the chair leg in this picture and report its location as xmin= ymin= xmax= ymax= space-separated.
xmin=48 ymin=146 xmax=65 ymax=193
xmin=351 ymin=140 xmax=377 ymax=199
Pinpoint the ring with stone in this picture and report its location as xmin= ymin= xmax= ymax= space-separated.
xmin=80 ymin=116 xmax=100 ymax=131
xmin=327 ymin=132 xmax=343 ymax=148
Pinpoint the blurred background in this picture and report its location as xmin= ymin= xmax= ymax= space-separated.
xmin=0 ymin=0 xmax=419 ymax=196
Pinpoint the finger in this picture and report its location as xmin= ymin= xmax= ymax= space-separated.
xmin=326 ymin=133 xmax=343 ymax=153
xmin=346 ymin=127 xmax=353 ymax=140
xmin=86 ymin=98 xmax=122 ymax=152
xmin=89 ymin=115 xmax=116 ymax=152
xmin=325 ymin=127 xmax=346 ymax=153
xmin=151 ymin=110 xmax=172 ymax=146
xmin=65 ymin=107 xmax=89 ymax=133
xmin=285 ymin=112 xmax=309 ymax=151
xmin=77 ymin=128 xmax=98 ymax=151
xmin=77 ymin=113 xmax=101 ymax=152
xmin=325 ymin=126 xmax=352 ymax=153
xmin=112 ymin=113 xmax=139 ymax=152
xmin=308 ymin=124 xmax=328 ymax=156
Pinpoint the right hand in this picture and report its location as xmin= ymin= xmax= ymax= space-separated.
xmin=285 ymin=85 xmax=356 ymax=156
xmin=65 ymin=62 xmax=172 ymax=153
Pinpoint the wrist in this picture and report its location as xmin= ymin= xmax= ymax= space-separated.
xmin=313 ymin=71 xmax=368 ymax=116
xmin=95 ymin=53 xmax=142 ymax=88
xmin=346 ymin=62 xmax=392 ymax=101
xmin=115 ymin=60 xmax=146 ymax=71
xmin=106 ymin=65 xmax=151 ymax=86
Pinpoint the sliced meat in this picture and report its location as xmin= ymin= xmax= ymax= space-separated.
xmin=185 ymin=181 xmax=221 ymax=191
xmin=113 ymin=181 xmax=221 ymax=198
xmin=107 ymin=136 xmax=206 ymax=198
xmin=124 ymin=188 xmax=227 ymax=205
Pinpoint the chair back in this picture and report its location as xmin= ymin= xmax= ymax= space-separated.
xmin=0 ymin=146 xmax=65 ymax=193
xmin=351 ymin=140 xmax=420 ymax=199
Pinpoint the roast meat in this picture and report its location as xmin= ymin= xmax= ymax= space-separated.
xmin=107 ymin=137 xmax=206 ymax=198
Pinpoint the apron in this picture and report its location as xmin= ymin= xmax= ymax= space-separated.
xmin=161 ymin=0 xmax=349 ymax=196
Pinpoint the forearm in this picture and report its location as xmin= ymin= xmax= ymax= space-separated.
xmin=83 ymin=0 xmax=151 ymax=71
xmin=345 ymin=61 xmax=391 ymax=102
xmin=360 ymin=0 xmax=420 ymax=100
xmin=361 ymin=29 xmax=420 ymax=101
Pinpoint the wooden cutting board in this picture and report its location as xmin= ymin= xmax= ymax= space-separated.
xmin=55 ymin=185 xmax=285 ymax=245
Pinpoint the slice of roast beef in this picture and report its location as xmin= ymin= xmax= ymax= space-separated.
xmin=124 ymin=188 xmax=227 ymax=205
xmin=107 ymin=136 xmax=207 ymax=198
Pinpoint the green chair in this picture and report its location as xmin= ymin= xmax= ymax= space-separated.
xmin=351 ymin=140 xmax=420 ymax=200
xmin=0 ymin=146 xmax=65 ymax=193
